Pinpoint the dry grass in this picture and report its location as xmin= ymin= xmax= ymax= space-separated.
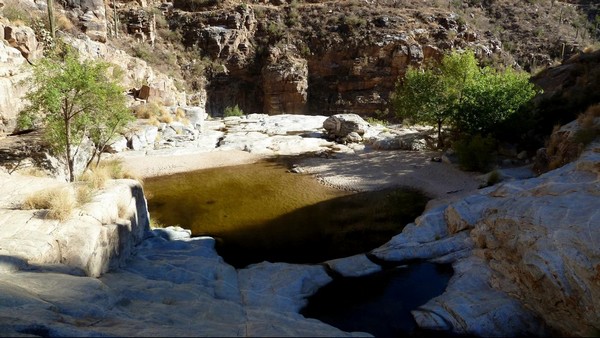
xmin=158 ymin=107 xmax=174 ymax=124
xmin=78 ymin=159 xmax=142 ymax=189
xmin=149 ymin=218 xmax=167 ymax=229
xmin=22 ymin=187 xmax=76 ymax=221
xmin=133 ymin=103 xmax=161 ymax=119
xmin=578 ymin=104 xmax=600 ymax=129
xmin=16 ymin=167 xmax=47 ymax=177
xmin=148 ymin=116 xmax=160 ymax=126
xmin=75 ymin=184 xmax=94 ymax=205
xmin=56 ymin=14 xmax=75 ymax=32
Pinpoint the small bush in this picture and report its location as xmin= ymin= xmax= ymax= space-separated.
xmin=365 ymin=117 xmax=389 ymax=126
xmin=22 ymin=187 xmax=76 ymax=221
xmin=56 ymin=14 xmax=75 ymax=32
xmin=223 ymin=105 xmax=244 ymax=117
xmin=454 ymin=134 xmax=497 ymax=172
xmin=157 ymin=107 xmax=173 ymax=124
xmin=79 ymin=165 xmax=111 ymax=189
xmin=133 ymin=103 xmax=161 ymax=119
xmin=486 ymin=170 xmax=502 ymax=186
xmin=79 ymin=160 xmax=140 ymax=189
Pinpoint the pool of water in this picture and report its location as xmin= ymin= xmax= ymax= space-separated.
xmin=301 ymin=262 xmax=454 ymax=337
xmin=144 ymin=160 xmax=429 ymax=268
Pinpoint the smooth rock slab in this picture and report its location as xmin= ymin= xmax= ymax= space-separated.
xmin=324 ymin=254 xmax=382 ymax=278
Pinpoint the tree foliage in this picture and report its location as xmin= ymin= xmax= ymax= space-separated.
xmin=18 ymin=43 xmax=133 ymax=182
xmin=393 ymin=50 xmax=538 ymax=147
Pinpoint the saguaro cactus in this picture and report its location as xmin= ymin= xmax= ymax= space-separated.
xmin=47 ymin=0 xmax=55 ymax=38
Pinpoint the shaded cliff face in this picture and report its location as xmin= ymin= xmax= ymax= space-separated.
xmin=167 ymin=2 xmax=505 ymax=116
xmin=159 ymin=0 xmax=597 ymax=117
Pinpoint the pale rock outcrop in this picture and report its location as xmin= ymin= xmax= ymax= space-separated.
xmin=0 ymin=32 xmax=32 ymax=134
xmin=325 ymin=254 xmax=382 ymax=278
xmin=323 ymin=114 xmax=370 ymax=141
xmin=413 ymin=256 xmax=548 ymax=336
xmin=3 ymin=24 xmax=41 ymax=61
xmin=105 ymin=134 xmax=128 ymax=153
xmin=126 ymin=124 xmax=159 ymax=151
xmin=370 ymin=138 xmax=600 ymax=336
xmin=0 ymin=225 xmax=368 ymax=337
xmin=0 ymin=173 xmax=150 ymax=277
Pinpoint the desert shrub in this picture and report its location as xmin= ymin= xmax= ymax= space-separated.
xmin=223 ymin=105 xmax=244 ymax=117
xmin=486 ymin=170 xmax=502 ymax=186
xmin=133 ymin=103 xmax=161 ymax=119
xmin=75 ymin=184 xmax=93 ymax=205
xmin=79 ymin=165 xmax=111 ymax=189
xmin=22 ymin=186 xmax=76 ymax=221
xmin=79 ymin=159 xmax=139 ymax=189
xmin=174 ymin=107 xmax=190 ymax=124
xmin=56 ymin=14 xmax=75 ymax=32
xmin=365 ymin=117 xmax=389 ymax=126
xmin=573 ymin=104 xmax=600 ymax=147
xmin=157 ymin=106 xmax=173 ymax=123
xmin=16 ymin=167 xmax=47 ymax=177
xmin=454 ymin=134 xmax=497 ymax=172
xmin=149 ymin=218 xmax=167 ymax=229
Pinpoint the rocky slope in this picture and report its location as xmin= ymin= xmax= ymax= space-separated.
xmin=111 ymin=0 xmax=598 ymax=117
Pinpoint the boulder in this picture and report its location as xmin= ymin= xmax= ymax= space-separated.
xmin=323 ymin=114 xmax=370 ymax=139
xmin=3 ymin=25 xmax=41 ymax=61
xmin=127 ymin=125 xmax=159 ymax=151
xmin=105 ymin=135 xmax=128 ymax=153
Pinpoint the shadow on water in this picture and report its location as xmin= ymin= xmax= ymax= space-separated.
xmin=144 ymin=160 xmax=429 ymax=268
xmin=301 ymin=262 xmax=455 ymax=337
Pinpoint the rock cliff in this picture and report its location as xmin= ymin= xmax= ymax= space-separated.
xmin=371 ymin=123 xmax=600 ymax=335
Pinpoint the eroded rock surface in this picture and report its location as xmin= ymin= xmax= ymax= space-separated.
xmin=370 ymin=139 xmax=600 ymax=336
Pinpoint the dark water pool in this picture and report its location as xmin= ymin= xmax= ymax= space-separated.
xmin=301 ymin=262 xmax=454 ymax=337
xmin=144 ymin=160 xmax=428 ymax=268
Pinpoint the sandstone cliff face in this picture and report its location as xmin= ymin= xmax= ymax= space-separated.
xmin=167 ymin=3 xmax=505 ymax=116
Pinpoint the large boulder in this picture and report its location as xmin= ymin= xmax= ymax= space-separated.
xmin=3 ymin=25 xmax=41 ymax=61
xmin=323 ymin=114 xmax=370 ymax=140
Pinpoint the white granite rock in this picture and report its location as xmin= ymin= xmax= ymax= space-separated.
xmin=325 ymin=254 xmax=382 ymax=277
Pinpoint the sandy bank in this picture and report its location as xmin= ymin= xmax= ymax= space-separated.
xmin=116 ymin=149 xmax=267 ymax=178
xmin=117 ymin=147 xmax=480 ymax=200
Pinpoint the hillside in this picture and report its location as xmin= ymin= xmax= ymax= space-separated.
xmin=0 ymin=1 xmax=597 ymax=123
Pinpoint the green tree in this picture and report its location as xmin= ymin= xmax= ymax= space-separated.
xmin=393 ymin=50 xmax=537 ymax=146
xmin=456 ymin=67 xmax=537 ymax=134
xmin=394 ymin=50 xmax=479 ymax=147
xmin=18 ymin=44 xmax=133 ymax=182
